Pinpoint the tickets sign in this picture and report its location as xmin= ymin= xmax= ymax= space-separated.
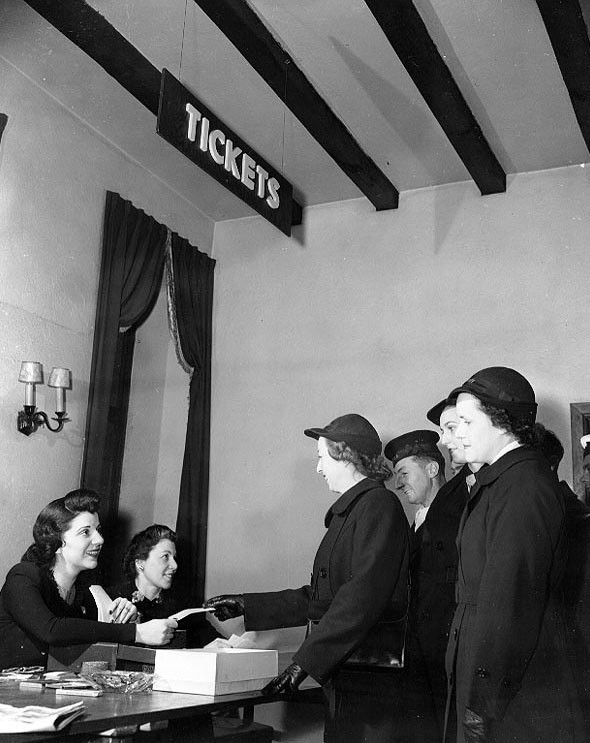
xmin=157 ymin=69 xmax=293 ymax=236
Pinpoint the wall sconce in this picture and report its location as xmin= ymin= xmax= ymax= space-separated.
xmin=17 ymin=361 xmax=72 ymax=436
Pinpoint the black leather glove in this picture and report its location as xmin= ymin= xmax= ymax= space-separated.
xmin=261 ymin=662 xmax=308 ymax=695
xmin=203 ymin=594 xmax=244 ymax=621
xmin=463 ymin=708 xmax=490 ymax=743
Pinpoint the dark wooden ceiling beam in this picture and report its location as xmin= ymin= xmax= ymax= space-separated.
xmin=364 ymin=0 xmax=506 ymax=195
xmin=20 ymin=0 xmax=303 ymax=225
xmin=535 ymin=0 xmax=590 ymax=152
xmin=193 ymin=0 xmax=399 ymax=210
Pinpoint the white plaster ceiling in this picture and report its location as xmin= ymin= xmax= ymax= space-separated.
xmin=1 ymin=0 xmax=589 ymax=225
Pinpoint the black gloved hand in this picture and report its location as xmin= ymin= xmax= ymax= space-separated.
xmin=463 ymin=708 xmax=490 ymax=743
xmin=203 ymin=594 xmax=245 ymax=621
xmin=261 ymin=662 xmax=308 ymax=695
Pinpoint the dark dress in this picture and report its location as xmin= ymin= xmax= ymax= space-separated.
xmin=243 ymin=478 xmax=411 ymax=743
xmin=0 ymin=561 xmax=136 ymax=670
xmin=109 ymin=579 xmax=219 ymax=647
xmin=445 ymin=447 xmax=584 ymax=743
xmin=404 ymin=467 xmax=468 ymax=742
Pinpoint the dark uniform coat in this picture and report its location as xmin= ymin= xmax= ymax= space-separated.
xmin=244 ymin=477 xmax=410 ymax=742
xmin=445 ymin=447 xmax=583 ymax=743
xmin=406 ymin=467 xmax=468 ymax=737
xmin=560 ymin=481 xmax=590 ymax=734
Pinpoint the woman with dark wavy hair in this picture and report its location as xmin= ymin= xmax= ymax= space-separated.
xmin=0 ymin=489 xmax=177 ymax=670
xmin=442 ymin=367 xmax=583 ymax=743
xmin=109 ymin=524 xmax=219 ymax=647
xmin=110 ymin=524 xmax=179 ymax=623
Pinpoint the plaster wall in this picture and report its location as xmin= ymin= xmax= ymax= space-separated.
xmin=208 ymin=167 xmax=590 ymax=738
xmin=120 ymin=285 xmax=189 ymax=537
xmin=0 ymin=57 xmax=213 ymax=582
xmin=208 ymin=164 xmax=590 ymax=628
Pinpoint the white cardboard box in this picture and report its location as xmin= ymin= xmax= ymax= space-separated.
xmin=153 ymin=648 xmax=278 ymax=696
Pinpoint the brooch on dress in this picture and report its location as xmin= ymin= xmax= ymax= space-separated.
xmin=131 ymin=589 xmax=162 ymax=604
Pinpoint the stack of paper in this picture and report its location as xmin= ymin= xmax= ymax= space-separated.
xmin=0 ymin=701 xmax=85 ymax=733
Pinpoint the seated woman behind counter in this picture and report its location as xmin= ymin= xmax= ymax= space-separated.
xmin=0 ymin=489 xmax=177 ymax=670
xmin=109 ymin=524 xmax=218 ymax=647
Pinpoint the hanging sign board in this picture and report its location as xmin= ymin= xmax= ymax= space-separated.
xmin=157 ymin=69 xmax=293 ymax=236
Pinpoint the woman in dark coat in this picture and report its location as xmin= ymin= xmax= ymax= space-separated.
xmin=443 ymin=367 xmax=583 ymax=743
xmin=0 ymin=490 xmax=176 ymax=670
xmin=205 ymin=414 xmax=411 ymax=743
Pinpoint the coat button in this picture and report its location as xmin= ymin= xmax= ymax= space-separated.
xmin=476 ymin=667 xmax=489 ymax=679
xmin=502 ymin=677 xmax=511 ymax=688
xmin=453 ymin=628 xmax=458 ymax=640
xmin=319 ymin=568 xmax=327 ymax=578
xmin=436 ymin=541 xmax=444 ymax=550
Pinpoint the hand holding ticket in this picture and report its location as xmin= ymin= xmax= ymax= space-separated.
xmin=169 ymin=607 xmax=216 ymax=621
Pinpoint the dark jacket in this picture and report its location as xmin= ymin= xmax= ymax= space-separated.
xmin=406 ymin=467 xmax=467 ymax=729
xmin=0 ymin=561 xmax=136 ymax=670
xmin=560 ymin=480 xmax=590 ymax=732
xmin=445 ymin=447 xmax=583 ymax=743
xmin=244 ymin=478 xmax=410 ymax=684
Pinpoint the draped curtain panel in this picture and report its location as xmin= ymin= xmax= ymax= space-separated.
xmin=81 ymin=191 xmax=167 ymax=579
xmin=167 ymin=233 xmax=216 ymax=606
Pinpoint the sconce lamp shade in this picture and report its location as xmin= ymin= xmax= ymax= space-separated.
xmin=18 ymin=361 xmax=43 ymax=384
xmin=48 ymin=367 xmax=72 ymax=389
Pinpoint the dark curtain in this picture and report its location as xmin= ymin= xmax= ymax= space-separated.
xmin=169 ymin=233 xmax=216 ymax=606
xmin=82 ymin=191 xmax=167 ymax=580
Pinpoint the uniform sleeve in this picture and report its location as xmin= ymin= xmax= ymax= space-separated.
xmin=294 ymin=491 xmax=409 ymax=682
xmin=244 ymin=586 xmax=312 ymax=630
xmin=466 ymin=477 xmax=564 ymax=721
xmin=3 ymin=564 xmax=136 ymax=647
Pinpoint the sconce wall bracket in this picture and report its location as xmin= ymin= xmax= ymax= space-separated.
xmin=18 ymin=405 xmax=70 ymax=436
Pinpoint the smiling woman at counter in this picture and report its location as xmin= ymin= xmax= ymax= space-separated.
xmin=0 ymin=489 xmax=177 ymax=670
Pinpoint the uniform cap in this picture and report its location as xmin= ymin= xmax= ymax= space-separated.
xmin=426 ymin=398 xmax=453 ymax=426
xmin=304 ymin=414 xmax=382 ymax=456
xmin=384 ymin=429 xmax=444 ymax=468
xmin=447 ymin=366 xmax=537 ymax=424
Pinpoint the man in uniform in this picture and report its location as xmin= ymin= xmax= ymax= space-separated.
xmin=385 ymin=429 xmax=467 ymax=741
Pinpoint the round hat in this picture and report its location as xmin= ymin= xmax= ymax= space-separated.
xmin=304 ymin=414 xmax=382 ymax=456
xmin=447 ymin=366 xmax=537 ymax=424
xmin=384 ymin=429 xmax=444 ymax=468
xmin=426 ymin=398 xmax=454 ymax=426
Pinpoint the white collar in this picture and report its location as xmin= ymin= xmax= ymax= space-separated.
xmin=414 ymin=504 xmax=430 ymax=530
xmin=490 ymin=440 xmax=521 ymax=465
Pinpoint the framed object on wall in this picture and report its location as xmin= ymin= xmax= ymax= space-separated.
xmin=570 ymin=402 xmax=590 ymax=501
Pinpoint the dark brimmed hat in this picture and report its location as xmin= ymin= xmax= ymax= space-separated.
xmin=304 ymin=414 xmax=382 ymax=456
xmin=384 ymin=429 xmax=444 ymax=468
xmin=426 ymin=398 xmax=455 ymax=426
xmin=447 ymin=366 xmax=537 ymax=424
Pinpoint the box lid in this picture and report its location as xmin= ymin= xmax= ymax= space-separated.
xmin=154 ymin=648 xmax=278 ymax=682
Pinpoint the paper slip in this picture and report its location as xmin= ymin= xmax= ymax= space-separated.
xmin=90 ymin=585 xmax=113 ymax=622
xmin=0 ymin=700 xmax=85 ymax=733
xmin=169 ymin=607 xmax=215 ymax=621
xmin=204 ymin=633 xmax=259 ymax=650
xmin=55 ymin=688 xmax=102 ymax=697
xmin=21 ymin=672 xmax=103 ymax=692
